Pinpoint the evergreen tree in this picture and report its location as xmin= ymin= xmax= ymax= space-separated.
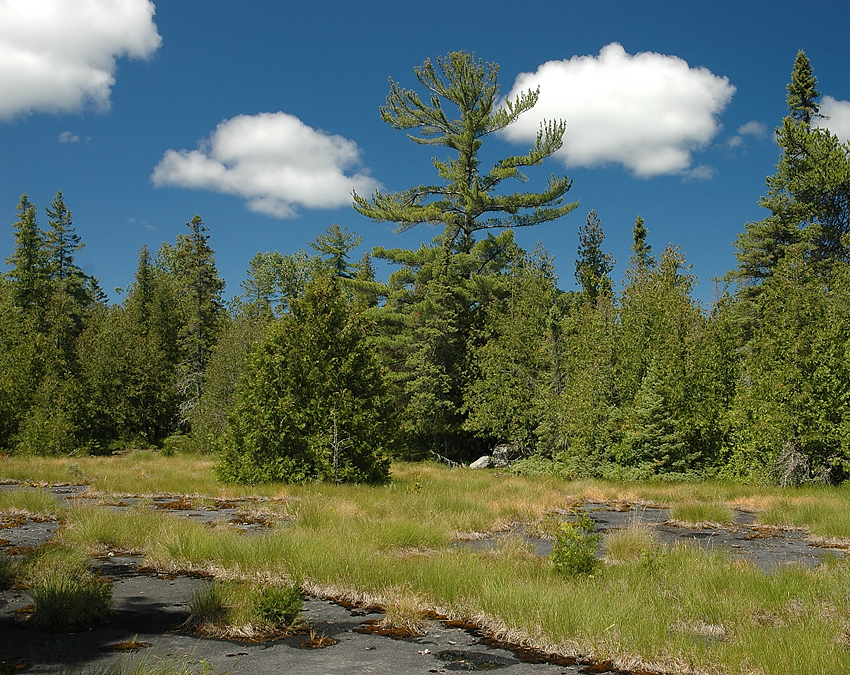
xmin=734 ymin=51 xmax=850 ymax=289
xmin=575 ymin=210 xmax=614 ymax=304
xmin=616 ymin=359 xmax=687 ymax=475
xmin=5 ymin=194 xmax=47 ymax=314
xmin=786 ymin=50 xmax=820 ymax=125
xmin=309 ymin=223 xmax=361 ymax=278
xmin=463 ymin=244 xmax=561 ymax=452
xmin=628 ymin=215 xmax=655 ymax=277
xmin=353 ymin=51 xmax=578 ymax=249
xmin=727 ymin=242 xmax=849 ymax=482
xmin=44 ymin=190 xmax=84 ymax=284
xmin=217 ymin=275 xmax=394 ymax=484
xmin=174 ymin=215 xmax=225 ymax=418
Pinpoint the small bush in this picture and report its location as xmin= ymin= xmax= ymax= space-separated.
xmin=551 ymin=512 xmax=601 ymax=577
xmin=255 ymin=583 xmax=303 ymax=627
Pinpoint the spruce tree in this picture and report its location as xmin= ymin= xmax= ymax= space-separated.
xmin=733 ymin=51 xmax=850 ymax=288
xmin=175 ymin=215 xmax=225 ymax=417
xmin=575 ymin=210 xmax=614 ymax=304
xmin=5 ymin=194 xmax=47 ymax=314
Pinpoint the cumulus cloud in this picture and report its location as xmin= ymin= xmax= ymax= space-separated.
xmin=152 ymin=112 xmax=381 ymax=218
xmin=500 ymin=43 xmax=736 ymax=177
xmin=817 ymin=96 xmax=850 ymax=143
xmin=58 ymin=131 xmax=79 ymax=143
xmin=0 ymin=0 xmax=161 ymax=121
xmin=727 ymin=120 xmax=767 ymax=148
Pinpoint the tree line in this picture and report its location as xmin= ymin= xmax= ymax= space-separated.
xmin=1 ymin=51 xmax=848 ymax=486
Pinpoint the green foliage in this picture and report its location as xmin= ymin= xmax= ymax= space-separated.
xmin=217 ymin=275 xmax=394 ymax=483
xmin=254 ymin=582 xmax=304 ymax=627
xmin=354 ymin=51 xmax=577 ymax=247
xmin=186 ymin=579 xmax=303 ymax=636
xmin=309 ymin=223 xmax=362 ymax=278
xmin=786 ymin=50 xmax=820 ymax=125
xmin=463 ymin=244 xmax=560 ymax=451
xmin=550 ymin=512 xmax=601 ymax=577
xmin=575 ymin=210 xmax=614 ymax=303
xmin=726 ymin=246 xmax=850 ymax=482
xmin=174 ymin=215 xmax=225 ymax=419
xmin=25 ymin=547 xmax=113 ymax=628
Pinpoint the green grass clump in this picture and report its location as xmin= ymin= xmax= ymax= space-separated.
xmin=186 ymin=579 xmax=303 ymax=638
xmin=24 ymin=546 xmax=112 ymax=629
xmin=670 ymin=501 xmax=735 ymax=525
xmin=604 ymin=523 xmax=657 ymax=562
xmin=0 ymin=487 xmax=61 ymax=515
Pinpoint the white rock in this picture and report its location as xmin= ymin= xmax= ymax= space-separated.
xmin=469 ymin=455 xmax=492 ymax=469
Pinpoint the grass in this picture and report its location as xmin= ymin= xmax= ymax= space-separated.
xmin=22 ymin=545 xmax=113 ymax=629
xmin=0 ymin=486 xmax=61 ymax=514
xmin=604 ymin=523 xmax=657 ymax=562
xmin=669 ymin=501 xmax=736 ymax=525
xmin=4 ymin=456 xmax=850 ymax=674
xmin=185 ymin=579 xmax=303 ymax=639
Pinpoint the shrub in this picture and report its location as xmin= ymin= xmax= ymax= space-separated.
xmin=254 ymin=583 xmax=303 ymax=627
xmin=550 ymin=512 xmax=601 ymax=577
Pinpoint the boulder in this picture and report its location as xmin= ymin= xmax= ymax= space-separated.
xmin=469 ymin=455 xmax=492 ymax=469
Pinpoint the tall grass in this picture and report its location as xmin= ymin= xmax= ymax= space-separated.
xmin=0 ymin=487 xmax=61 ymax=514
xmin=6 ymin=457 xmax=850 ymax=674
xmin=23 ymin=545 xmax=113 ymax=629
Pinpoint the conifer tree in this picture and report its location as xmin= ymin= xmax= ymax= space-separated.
xmin=353 ymin=51 xmax=578 ymax=249
xmin=734 ymin=51 xmax=850 ymax=288
xmin=628 ymin=215 xmax=654 ymax=276
xmin=309 ymin=223 xmax=361 ymax=278
xmin=175 ymin=215 xmax=225 ymax=417
xmin=575 ymin=210 xmax=614 ymax=304
xmin=217 ymin=275 xmax=394 ymax=484
xmin=5 ymin=194 xmax=47 ymax=314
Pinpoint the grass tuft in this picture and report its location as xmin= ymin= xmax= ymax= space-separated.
xmin=23 ymin=546 xmax=113 ymax=629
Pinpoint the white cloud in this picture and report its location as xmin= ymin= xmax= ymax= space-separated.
xmin=152 ymin=112 xmax=381 ymax=218
xmin=500 ymin=43 xmax=736 ymax=177
xmin=817 ymin=96 xmax=850 ymax=143
xmin=738 ymin=121 xmax=767 ymax=138
xmin=58 ymin=130 xmax=79 ymax=143
xmin=727 ymin=120 xmax=767 ymax=148
xmin=684 ymin=164 xmax=716 ymax=181
xmin=0 ymin=0 xmax=161 ymax=121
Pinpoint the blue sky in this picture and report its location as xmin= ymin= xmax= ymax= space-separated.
xmin=2 ymin=0 xmax=850 ymax=306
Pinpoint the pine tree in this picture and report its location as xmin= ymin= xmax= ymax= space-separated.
xmin=353 ymin=51 xmax=578 ymax=249
xmin=309 ymin=223 xmax=362 ymax=278
xmin=575 ymin=210 xmax=614 ymax=304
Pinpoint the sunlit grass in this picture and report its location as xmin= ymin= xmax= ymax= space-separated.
xmin=5 ymin=456 xmax=850 ymax=674
xmin=670 ymin=501 xmax=736 ymax=525
xmin=0 ymin=487 xmax=61 ymax=514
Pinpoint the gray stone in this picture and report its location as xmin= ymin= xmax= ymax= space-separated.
xmin=469 ymin=456 xmax=492 ymax=469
